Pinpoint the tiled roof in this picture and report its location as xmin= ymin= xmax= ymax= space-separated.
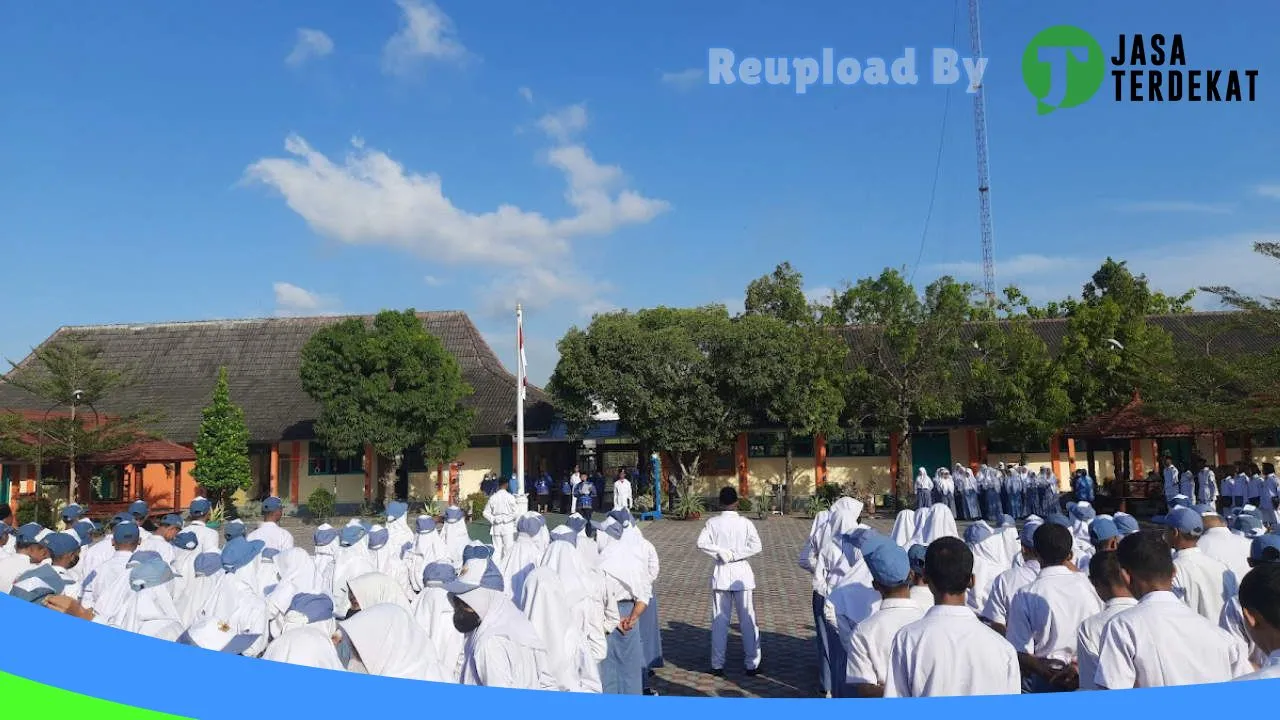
xmin=0 ymin=312 xmax=553 ymax=443
xmin=91 ymin=439 xmax=197 ymax=464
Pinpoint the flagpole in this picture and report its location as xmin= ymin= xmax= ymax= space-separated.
xmin=516 ymin=304 xmax=527 ymax=513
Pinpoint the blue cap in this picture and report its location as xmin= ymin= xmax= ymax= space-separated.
xmin=189 ymin=498 xmax=212 ymax=515
xmin=565 ymin=514 xmax=588 ymax=533
xmin=129 ymin=500 xmax=149 ymax=517
xmin=1046 ymin=514 xmax=1071 ymax=528
xmin=338 ymin=525 xmax=366 ymax=547
xmin=1249 ymin=534 xmax=1280 ymax=562
xmin=964 ymin=522 xmax=995 ymax=545
xmin=10 ymin=565 xmax=68 ymax=603
xmin=1000 ymin=514 xmax=1016 ymax=528
xmin=550 ymin=525 xmax=577 ymax=547
xmin=313 ymin=526 xmax=338 ymax=547
xmin=171 ymin=531 xmax=199 ymax=551
xmin=42 ymin=531 xmax=80 ymax=558
xmin=110 ymin=512 xmax=132 ymax=527
xmin=60 ymin=504 xmax=84 ymax=521
xmin=386 ymin=501 xmax=408 ymax=520
xmin=907 ymin=544 xmax=928 ymax=573
xmin=444 ymin=557 xmax=505 ymax=594
xmin=16 ymin=523 xmax=45 ymax=544
xmin=72 ymin=519 xmax=99 ymax=546
xmin=261 ymin=547 xmax=280 ymax=561
xmin=127 ymin=550 xmax=162 ymax=567
xmin=0 ymin=523 xmax=14 ymax=537
xmin=1169 ymin=495 xmax=1191 ymax=508
xmin=607 ymin=509 xmax=633 ymax=527
xmin=462 ymin=542 xmax=493 ymax=562
xmin=160 ymin=514 xmax=183 ymax=528
xmin=223 ymin=519 xmax=246 ymax=540
xmin=113 ymin=522 xmax=140 ymax=544
xmin=444 ymin=506 xmax=465 ymax=523
xmin=603 ymin=520 xmax=625 ymax=540
xmin=287 ymin=593 xmax=335 ymax=623
xmin=415 ymin=517 xmax=436 ymax=533
xmin=129 ymin=556 xmax=178 ymax=589
xmin=1192 ymin=503 xmax=1216 ymax=516
xmin=1089 ymin=517 xmax=1120 ymax=545
xmin=262 ymin=497 xmax=283 ymax=513
xmin=221 ymin=536 xmax=265 ymax=572
xmin=865 ymin=543 xmax=911 ymax=587
xmin=1020 ymin=519 xmax=1044 ymax=548
xmin=1113 ymin=513 xmax=1140 ymax=536
xmin=1235 ymin=514 xmax=1265 ymax=537
xmin=422 ymin=562 xmax=457 ymax=588
xmin=1164 ymin=506 xmax=1204 ymax=537
xmin=193 ymin=552 xmax=223 ymax=577
xmin=518 ymin=514 xmax=547 ymax=536
xmin=367 ymin=527 xmax=389 ymax=550
xmin=1070 ymin=502 xmax=1096 ymax=522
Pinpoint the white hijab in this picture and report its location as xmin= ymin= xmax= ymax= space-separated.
xmin=921 ymin=503 xmax=959 ymax=543
xmin=262 ymin=625 xmax=346 ymax=671
xmin=456 ymin=586 xmax=559 ymax=690
xmin=119 ymin=582 xmax=184 ymax=641
xmin=407 ymin=521 xmax=448 ymax=594
xmin=347 ymin=572 xmax=411 ymax=612
xmin=312 ymin=525 xmax=338 ymax=595
xmin=914 ymin=467 xmax=932 ymax=490
xmin=502 ymin=518 xmax=545 ymax=605
xmin=890 ymin=510 xmax=916 ymax=549
xmin=908 ymin=505 xmax=934 ymax=546
xmin=174 ymin=561 xmax=222 ymax=628
xmin=410 ymin=566 xmax=466 ymax=680
xmin=520 ymin=567 xmax=599 ymax=692
xmin=276 ymin=548 xmax=318 ymax=595
xmin=441 ymin=510 xmax=471 ymax=566
xmin=341 ymin=603 xmax=446 ymax=682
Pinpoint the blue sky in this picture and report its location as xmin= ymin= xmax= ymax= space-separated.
xmin=1 ymin=0 xmax=1277 ymax=385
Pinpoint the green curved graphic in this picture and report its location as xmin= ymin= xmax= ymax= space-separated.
xmin=1 ymin=670 xmax=189 ymax=717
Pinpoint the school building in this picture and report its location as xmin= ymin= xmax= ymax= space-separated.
xmin=1 ymin=310 xmax=1275 ymax=516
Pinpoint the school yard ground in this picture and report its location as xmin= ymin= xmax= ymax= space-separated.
xmin=280 ymin=511 xmax=919 ymax=698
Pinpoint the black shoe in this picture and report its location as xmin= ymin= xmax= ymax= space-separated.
xmin=746 ymin=667 xmax=760 ymax=677
xmin=711 ymin=668 xmax=725 ymax=677
xmin=644 ymin=688 xmax=659 ymax=696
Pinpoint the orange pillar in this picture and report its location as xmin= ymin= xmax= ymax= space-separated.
xmin=734 ymin=433 xmax=749 ymax=497
xmin=1215 ymin=432 xmax=1227 ymax=466
xmin=268 ymin=444 xmax=279 ymax=498
xmin=889 ymin=432 xmax=901 ymax=497
xmin=437 ymin=463 xmax=445 ymax=502
xmin=290 ymin=442 xmax=301 ymax=503
xmin=815 ymin=434 xmax=827 ymax=487
xmin=1067 ymin=438 xmax=1078 ymax=474
xmin=966 ymin=428 xmax=980 ymax=470
xmin=1131 ymin=439 xmax=1145 ymax=481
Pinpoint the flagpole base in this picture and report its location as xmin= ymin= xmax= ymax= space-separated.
xmin=516 ymin=493 xmax=530 ymax=514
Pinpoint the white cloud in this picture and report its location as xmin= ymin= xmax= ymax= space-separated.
xmin=1115 ymin=200 xmax=1234 ymax=215
xmin=477 ymin=265 xmax=614 ymax=321
xmin=382 ymin=0 xmax=466 ymax=75
xmin=272 ymin=282 xmax=340 ymax=316
xmin=1256 ymin=184 xmax=1280 ymax=200
xmin=661 ymin=67 xmax=705 ymax=91
xmin=285 ymin=28 xmax=334 ymax=68
xmin=518 ymin=87 xmax=534 ymax=103
xmin=929 ymin=233 xmax=1280 ymax=310
xmin=423 ymin=274 xmax=444 ymax=286
xmin=536 ymin=104 xmax=588 ymax=144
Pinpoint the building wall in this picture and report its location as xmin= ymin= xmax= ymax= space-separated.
xmin=403 ymin=447 xmax=503 ymax=501
xmin=294 ymin=442 xmax=366 ymax=504
xmin=826 ymin=457 xmax=893 ymax=495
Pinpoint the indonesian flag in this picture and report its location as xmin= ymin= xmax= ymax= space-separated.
xmin=518 ymin=322 xmax=528 ymax=400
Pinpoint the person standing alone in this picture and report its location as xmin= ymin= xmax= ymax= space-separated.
xmin=696 ymin=486 xmax=763 ymax=676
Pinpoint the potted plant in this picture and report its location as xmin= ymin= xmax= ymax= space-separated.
xmin=753 ymin=490 xmax=771 ymax=520
xmin=674 ymin=493 xmax=705 ymax=520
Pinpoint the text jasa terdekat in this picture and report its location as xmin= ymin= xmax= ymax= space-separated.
xmin=1112 ymin=34 xmax=1258 ymax=103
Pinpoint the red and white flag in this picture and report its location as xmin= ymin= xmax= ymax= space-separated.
xmin=518 ymin=318 xmax=528 ymax=400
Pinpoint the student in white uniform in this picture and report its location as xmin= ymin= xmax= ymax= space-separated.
xmin=696 ymin=486 xmax=763 ymax=676
xmin=844 ymin=542 xmax=924 ymax=697
xmin=1198 ymin=507 xmax=1251 ymax=581
xmin=1075 ymin=550 xmax=1138 ymax=691
xmin=1233 ymin=562 xmax=1280 ymax=681
xmin=884 ymin=537 xmax=1020 ymax=697
xmin=43 ymin=531 xmax=85 ymax=601
xmin=906 ymin=544 xmax=934 ymax=611
xmin=140 ymin=514 xmax=183 ymax=565
xmin=1219 ymin=534 xmax=1280 ymax=666
xmin=247 ymin=497 xmax=295 ymax=554
xmin=1080 ymin=515 xmax=1121 ymax=575
xmin=1262 ymin=464 xmax=1280 ymax=529
xmin=1162 ymin=457 xmax=1180 ymax=511
xmin=128 ymin=500 xmax=154 ymax=543
xmin=612 ymin=470 xmax=632 ymax=511
xmin=448 ymin=556 xmax=559 ymax=690
xmin=1094 ymin=530 xmax=1252 ymax=688
xmin=81 ymin=521 xmax=141 ymax=615
xmin=482 ymin=478 xmax=519 ymax=564
xmin=1113 ymin=513 xmax=1140 ymax=538
xmin=0 ymin=524 xmax=51 ymax=593
xmin=1006 ymin=522 xmax=1103 ymax=692
xmin=185 ymin=497 xmax=221 ymax=555
xmin=1164 ymin=506 xmax=1237 ymax=623
xmin=982 ymin=519 xmax=1042 ymax=634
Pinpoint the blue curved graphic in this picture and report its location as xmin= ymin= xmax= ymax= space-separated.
xmin=1 ymin=592 xmax=1277 ymax=715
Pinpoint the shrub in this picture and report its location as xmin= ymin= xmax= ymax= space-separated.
xmin=307 ymin=488 xmax=336 ymax=522
xmin=737 ymin=496 xmax=754 ymax=513
xmin=17 ymin=496 xmax=55 ymax=526
xmin=634 ymin=495 xmax=655 ymax=512
xmin=464 ymin=492 xmax=488 ymax=520
xmin=817 ymin=483 xmax=844 ymax=504
xmin=674 ymin=493 xmax=705 ymax=519
xmin=806 ymin=495 xmax=829 ymax=517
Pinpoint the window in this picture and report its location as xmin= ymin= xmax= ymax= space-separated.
xmin=308 ymin=442 xmax=364 ymax=475
xmin=987 ymin=437 xmax=1051 ymax=455
xmin=825 ymin=430 xmax=890 ymax=457
xmin=91 ymin=465 xmax=123 ymax=502
xmin=1252 ymin=430 xmax=1280 ymax=448
xmin=746 ymin=432 xmax=814 ymax=458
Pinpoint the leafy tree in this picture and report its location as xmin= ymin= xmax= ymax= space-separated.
xmin=191 ymin=367 xmax=253 ymax=506
xmin=971 ymin=318 xmax=1073 ymax=461
xmin=548 ymin=306 xmax=746 ymax=496
xmin=299 ymin=310 xmax=476 ymax=504
xmin=1055 ymin=259 xmax=1180 ymax=420
xmin=821 ymin=269 xmax=980 ymax=498
xmin=744 ymin=262 xmax=812 ymax=325
xmin=4 ymin=334 xmax=151 ymax=503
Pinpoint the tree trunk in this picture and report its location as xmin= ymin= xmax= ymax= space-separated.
xmin=783 ymin=430 xmax=794 ymax=515
xmin=896 ymin=424 xmax=911 ymax=507
xmin=383 ymin=456 xmax=400 ymax=505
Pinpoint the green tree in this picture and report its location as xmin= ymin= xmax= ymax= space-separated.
xmin=821 ymin=269 xmax=979 ymax=499
xmin=191 ymin=367 xmax=253 ymax=506
xmin=299 ymin=310 xmax=476 ymax=504
xmin=548 ymin=306 xmax=746 ymax=495
xmin=744 ymin=261 xmax=812 ymax=325
xmin=971 ymin=317 xmax=1073 ymax=461
xmin=4 ymin=334 xmax=151 ymax=504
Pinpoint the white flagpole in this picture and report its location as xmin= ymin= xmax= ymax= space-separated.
xmin=516 ymin=304 xmax=527 ymax=512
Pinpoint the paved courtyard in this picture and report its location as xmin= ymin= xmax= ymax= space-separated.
xmin=280 ymin=510 xmax=909 ymax=698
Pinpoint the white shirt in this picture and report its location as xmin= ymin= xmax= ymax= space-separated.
xmin=845 ymin=598 xmax=924 ymax=689
xmin=612 ymin=479 xmax=632 ymax=510
xmin=82 ymin=550 xmax=132 ymax=613
xmin=1247 ymin=474 xmax=1265 ymax=499
xmin=1075 ymin=596 xmax=1139 ymax=691
xmin=909 ymin=585 xmax=935 ymax=611
xmin=1095 ymin=590 xmax=1251 ymax=688
xmin=1198 ymin=527 xmax=1251 ymax=583
xmin=0 ymin=553 xmax=37 ymax=594
xmin=1235 ymin=651 xmax=1280 ymax=682
xmin=482 ymin=490 xmax=519 ymax=534
xmin=981 ymin=558 xmax=1040 ymax=626
xmin=1197 ymin=469 xmax=1218 ymax=504
xmin=695 ymin=511 xmax=762 ymax=591
xmin=140 ymin=534 xmax=176 ymax=566
xmin=1006 ymin=565 xmax=1103 ymax=663
xmin=884 ymin=604 xmax=1020 ymax=697
xmin=186 ymin=521 xmax=221 ymax=556
xmin=76 ymin=536 xmax=116 ymax=582
xmin=247 ymin=521 xmax=295 ymax=554
xmin=1163 ymin=466 xmax=1179 ymax=501
xmin=1172 ymin=547 xmax=1236 ymax=623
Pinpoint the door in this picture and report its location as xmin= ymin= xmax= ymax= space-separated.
xmin=1 ymin=465 xmax=10 ymax=505
xmin=500 ymin=443 xmax=513 ymax=480
xmin=1157 ymin=438 xmax=1194 ymax=469
xmin=911 ymin=433 xmax=953 ymax=478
